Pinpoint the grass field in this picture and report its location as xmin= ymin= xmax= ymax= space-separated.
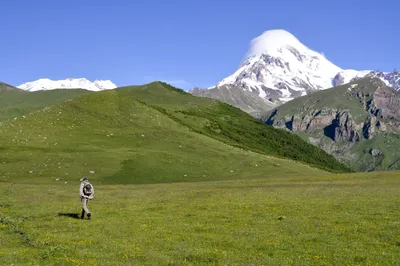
xmin=1 ymin=82 xmax=389 ymax=265
xmin=2 ymin=171 xmax=400 ymax=265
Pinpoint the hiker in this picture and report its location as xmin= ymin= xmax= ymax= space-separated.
xmin=79 ymin=177 xmax=94 ymax=219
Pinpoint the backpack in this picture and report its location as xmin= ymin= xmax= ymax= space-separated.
xmin=83 ymin=183 xmax=93 ymax=196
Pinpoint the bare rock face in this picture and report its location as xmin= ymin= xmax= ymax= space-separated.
xmin=370 ymin=148 xmax=381 ymax=157
xmin=363 ymin=116 xmax=377 ymax=139
xmin=270 ymin=109 xmax=360 ymax=142
xmin=373 ymin=86 xmax=400 ymax=122
xmin=331 ymin=112 xmax=360 ymax=142
xmin=308 ymin=113 xmax=336 ymax=130
xmin=376 ymin=120 xmax=387 ymax=131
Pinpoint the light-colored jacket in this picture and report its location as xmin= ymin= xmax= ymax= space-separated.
xmin=80 ymin=181 xmax=94 ymax=199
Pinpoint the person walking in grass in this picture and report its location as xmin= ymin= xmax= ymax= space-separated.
xmin=79 ymin=177 xmax=94 ymax=219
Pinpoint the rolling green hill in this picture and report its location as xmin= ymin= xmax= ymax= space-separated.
xmin=265 ymin=77 xmax=400 ymax=171
xmin=0 ymin=82 xmax=349 ymax=186
xmin=117 ymin=82 xmax=349 ymax=173
xmin=0 ymin=89 xmax=92 ymax=121
xmin=0 ymin=89 xmax=324 ymax=185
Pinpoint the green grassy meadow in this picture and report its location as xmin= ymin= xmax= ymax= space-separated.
xmin=1 ymin=82 xmax=397 ymax=265
xmin=2 ymin=172 xmax=400 ymax=265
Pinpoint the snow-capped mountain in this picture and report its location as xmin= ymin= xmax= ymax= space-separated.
xmin=17 ymin=78 xmax=117 ymax=92
xmin=214 ymin=30 xmax=343 ymax=103
xmin=190 ymin=29 xmax=399 ymax=118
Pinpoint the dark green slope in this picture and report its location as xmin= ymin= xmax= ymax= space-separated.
xmin=0 ymin=88 xmax=92 ymax=120
xmin=117 ymin=82 xmax=350 ymax=172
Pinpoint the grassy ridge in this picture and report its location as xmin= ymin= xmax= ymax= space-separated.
xmin=2 ymin=172 xmax=400 ymax=265
xmin=118 ymin=82 xmax=350 ymax=172
xmin=0 ymin=89 xmax=92 ymax=121
xmin=0 ymin=89 xmax=325 ymax=185
xmin=0 ymin=82 xmax=348 ymax=186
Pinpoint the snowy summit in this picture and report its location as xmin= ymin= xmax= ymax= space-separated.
xmin=18 ymin=78 xmax=117 ymax=92
xmin=215 ymin=29 xmax=347 ymax=102
xmin=202 ymin=29 xmax=400 ymax=105
xmin=246 ymin=29 xmax=329 ymax=60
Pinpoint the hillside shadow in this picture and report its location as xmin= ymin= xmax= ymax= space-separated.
xmin=58 ymin=213 xmax=80 ymax=219
xmin=324 ymin=124 xmax=335 ymax=141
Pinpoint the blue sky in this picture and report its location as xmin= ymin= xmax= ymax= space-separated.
xmin=1 ymin=0 xmax=398 ymax=90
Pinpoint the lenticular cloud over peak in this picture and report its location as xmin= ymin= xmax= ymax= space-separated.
xmin=245 ymin=29 xmax=319 ymax=59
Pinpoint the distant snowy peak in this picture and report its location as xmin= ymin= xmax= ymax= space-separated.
xmin=333 ymin=70 xmax=400 ymax=90
xmin=332 ymin=70 xmax=371 ymax=86
xmin=17 ymin=78 xmax=117 ymax=92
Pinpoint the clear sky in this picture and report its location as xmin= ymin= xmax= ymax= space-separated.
xmin=1 ymin=0 xmax=398 ymax=90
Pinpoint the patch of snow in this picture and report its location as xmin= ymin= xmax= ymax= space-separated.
xmin=18 ymin=78 xmax=117 ymax=92
xmin=334 ymin=70 xmax=371 ymax=86
xmin=348 ymin=84 xmax=358 ymax=91
xmin=280 ymin=97 xmax=294 ymax=102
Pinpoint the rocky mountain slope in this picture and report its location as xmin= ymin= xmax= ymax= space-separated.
xmin=190 ymin=30 xmax=399 ymax=118
xmin=18 ymin=78 xmax=116 ymax=92
xmin=0 ymin=82 xmax=19 ymax=92
xmin=190 ymin=84 xmax=277 ymax=118
xmin=265 ymin=77 xmax=400 ymax=171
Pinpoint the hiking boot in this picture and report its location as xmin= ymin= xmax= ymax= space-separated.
xmin=87 ymin=213 xmax=91 ymax=219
